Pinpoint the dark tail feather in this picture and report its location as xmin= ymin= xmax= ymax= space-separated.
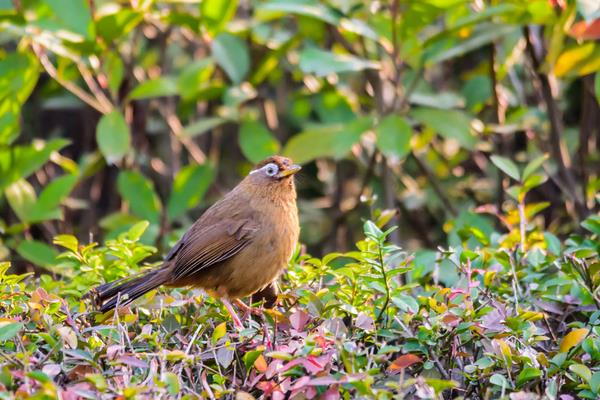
xmin=87 ymin=268 xmax=168 ymax=313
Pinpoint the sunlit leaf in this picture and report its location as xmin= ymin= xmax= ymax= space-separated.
xmin=376 ymin=115 xmax=412 ymax=160
xmin=256 ymin=1 xmax=340 ymax=25
xmin=559 ymin=328 xmax=589 ymax=353
xmin=283 ymin=117 xmax=371 ymax=164
xmin=555 ymin=42 xmax=600 ymax=77
xmin=183 ymin=117 xmax=228 ymax=138
xmin=167 ymin=164 xmax=214 ymax=220
xmin=490 ymin=155 xmax=520 ymax=181
xmin=411 ymin=108 xmax=476 ymax=149
xmin=299 ymin=46 xmax=379 ymax=76
xmin=212 ymin=33 xmax=250 ymax=84
xmin=129 ymin=77 xmax=178 ymax=100
xmin=96 ymin=111 xmax=131 ymax=164
xmin=516 ymin=367 xmax=542 ymax=387
xmin=239 ymin=120 xmax=280 ymax=164
xmin=200 ymin=0 xmax=238 ymax=35
xmin=16 ymin=240 xmax=58 ymax=267
xmin=117 ymin=171 xmax=162 ymax=224
xmin=0 ymin=322 xmax=23 ymax=341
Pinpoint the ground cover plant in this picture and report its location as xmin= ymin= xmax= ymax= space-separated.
xmin=1 ymin=0 xmax=600 ymax=398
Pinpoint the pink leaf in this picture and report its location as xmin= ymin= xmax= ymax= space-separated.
xmin=290 ymin=310 xmax=310 ymax=331
xmin=388 ymin=354 xmax=422 ymax=373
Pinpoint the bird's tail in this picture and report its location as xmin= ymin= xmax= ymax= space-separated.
xmin=87 ymin=267 xmax=170 ymax=313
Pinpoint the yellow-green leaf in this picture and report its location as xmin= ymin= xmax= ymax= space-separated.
xmin=559 ymin=328 xmax=589 ymax=353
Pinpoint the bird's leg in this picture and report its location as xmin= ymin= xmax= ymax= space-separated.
xmin=234 ymin=299 xmax=263 ymax=317
xmin=221 ymin=298 xmax=244 ymax=329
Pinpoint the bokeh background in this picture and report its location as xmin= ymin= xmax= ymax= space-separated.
xmin=0 ymin=0 xmax=598 ymax=271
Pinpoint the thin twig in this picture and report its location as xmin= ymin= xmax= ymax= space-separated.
xmin=31 ymin=43 xmax=110 ymax=114
xmin=412 ymin=152 xmax=458 ymax=217
xmin=523 ymin=26 xmax=587 ymax=221
xmin=77 ymin=64 xmax=114 ymax=113
xmin=159 ymin=108 xmax=207 ymax=164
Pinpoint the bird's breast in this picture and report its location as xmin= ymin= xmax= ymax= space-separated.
xmin=217 ymin=199 xmax=299 ymax=298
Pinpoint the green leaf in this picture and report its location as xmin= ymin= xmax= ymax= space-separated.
xmin=163 ymin=372 xmax=180 ymax=396
xmin=522 ymin=154 xmax=548 ymax=181
xmin=46 ymin=0 xmax=94 ymax=39
xmin=200 ymin=0 xmax=238 ymax=35
xmin=239 ymin=120 xmax=280 ymax=163
xmin=411 ymin=108 xmax=476 ymax=150
xmin=212 ymin=322 xmax=227 ymax=345
xmin=516 ymin=367 xmax=542 ymax=387
xmin=117 ymin=171 xmax=162 ymax=224
xmin=183 ymin=117 xmax=228 ymax=138
xmin=544 ymin=232 xmax=561 ymax=255
xmin=5 ymin=179 xmax=36 ymax=223
xmin=590 ymin=371 xmax=600 ymax=393
xmin=29 ymin=174 xmax=78 ymax=222
xmin=177 ymin=59 xmax=215 ymax=101
xmin=105 ymin=53 xmax=124 ymax=97
xmin=96 ymin=8 xmax=142 ymax=42
xmin=167 ymin=164 xmax=214 ymax=220
xmin=0 ymin=138 xmax=70 ymax=191
xmin=582 ymin=215 xmax=600 ymax=236
xmin=376 ymin=115 xmax=412 ymax=160
xmin=283 ymin=117 xmax=371 ymax=164
xmin=96 ymin=111 xmax=131 ymax=164
xmin=490 ymin=155 xmax=520 ymax=181
xmin=212 ymin=33 xmax=250 ymax=84
xmin=0 ymin=52 xmax=39 ymax=145
xmin=569 ymin=363 xmax=592 ymax=383
xmin=425 ymin=24 xmax=517 ymax=65
xmin=489 ymin=373 xmax=510 ymax=389
xmin=0 ymin=322 xmax=23 ymax=341
xmin=256 ymin=0 xmax=340 ymax=25
xmin=299 ymin=46 xmax=379 ymax=76
xmin=129 ymin=77 xmax=178 ymax=100
xmin=127 ymin=221 xmax=150 ymax=241
xmin=16 ymin=240 xmax=58 ymax=267
xmin=53 ymin=234 xmax=79 ymax=253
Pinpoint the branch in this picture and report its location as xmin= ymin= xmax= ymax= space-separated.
xmin=412 ymin=152 xmax=458 ymax=217
xmin=159 ymin=107 xmax=207 ymax=164
xmin=32 ymin=43 xmax=111 ymax=114
xmin=523 ymin=26 xmax=588 ymax=221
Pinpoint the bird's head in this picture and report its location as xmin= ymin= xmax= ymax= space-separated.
xmin=242 ymin=156 xmax=301 ymax=198
xmin=249 ymin=156 xmax=301 ymax=181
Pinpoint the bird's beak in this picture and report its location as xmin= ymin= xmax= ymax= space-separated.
xmin=277 ymin=164 xmax=301 ymax=178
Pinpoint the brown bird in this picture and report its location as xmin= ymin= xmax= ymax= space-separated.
xmin=89 ymin=156 xmax=300 ymax=327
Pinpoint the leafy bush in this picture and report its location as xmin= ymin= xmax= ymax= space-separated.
xmin=1 ymin=196 xmax=599 ymax=398
xmin=1 ymin=0 xmax=599 ymax=398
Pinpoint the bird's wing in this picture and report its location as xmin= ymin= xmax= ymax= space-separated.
xmin=168 ymin=218 xmax=259 ymax=281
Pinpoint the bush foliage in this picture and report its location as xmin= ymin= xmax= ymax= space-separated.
xmin=0 ymin=0 xmax=599 ymax=398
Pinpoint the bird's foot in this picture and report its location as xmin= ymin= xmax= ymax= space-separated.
xmin=234 ymin=299 xmax=263 ymax=319
xmin=221 ymin=298 xmax=244 ymax=329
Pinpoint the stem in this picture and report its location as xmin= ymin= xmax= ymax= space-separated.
xmin=412 ymin=152 xmax=458 ymax=217
xmin=518 ymin=201 xmax=526 ymax=252
xmin=523 ymin=26 xmax=587 ymax=221
xmin=375 ymin=240 xmax=390 ymax=324
xmin=32 ymin=44 xmax=110 ymax=114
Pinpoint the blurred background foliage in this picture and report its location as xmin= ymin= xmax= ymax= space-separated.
xmin=0 ymin=0 xmax=598 ymax=272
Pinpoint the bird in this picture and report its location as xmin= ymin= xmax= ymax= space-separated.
xmin=88 ymin=156 xmax=301 ymax=327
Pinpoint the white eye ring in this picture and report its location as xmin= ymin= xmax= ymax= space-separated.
xmin=264 ymin=163 xmax=279 ymax=176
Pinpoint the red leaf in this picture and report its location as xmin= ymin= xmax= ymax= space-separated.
xmin=570 ymin=19 xmax=600 ymax=40
xmin=442 ymin=314 xmax=461 ymax=327
xmin=289 ymin=310 xmax=310 ymax=331
xmin=388 ymin=354 xmax=422 ymax=373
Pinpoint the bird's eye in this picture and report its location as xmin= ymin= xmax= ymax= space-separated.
xmin=264 ymin=163 xmax=279 ymax=176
